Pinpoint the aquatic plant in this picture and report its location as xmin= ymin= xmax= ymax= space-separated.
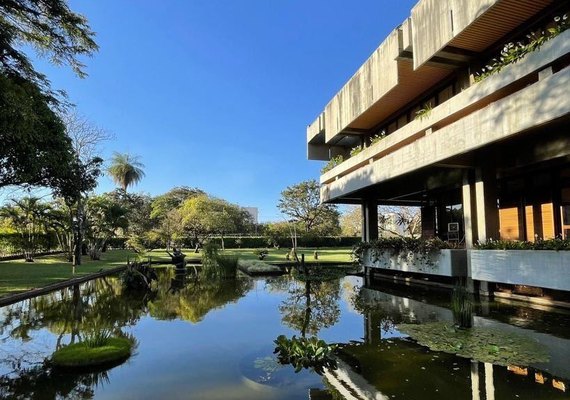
xmin=398 ymin=322 xmax=549 ymax=366
xmin=51 ymin=335 xmax=136 ymax=369
xmin=201 ymin=242 xmax=239 ymax=279
xmin=451 ymin=283 xmax=473 ymax=328
xmin=121 ymin=261 xmax=158 ymax=291
xmin=273 ymin=335 xmax=337 ymax=374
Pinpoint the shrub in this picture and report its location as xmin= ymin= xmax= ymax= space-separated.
xmin=474 ymin=237 xmax=570 ymax=251
xmin=352 ymin=237 xmax=453 ymax=267
xmin=321 ymin=155 xmax=344 ymax=174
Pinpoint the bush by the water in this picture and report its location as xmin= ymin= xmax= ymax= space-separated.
xmin=121 ymin=262 xmax=158 ymax=290
xmin=51 ymin=334 xmax=135 ymax=369
xmin=201 ymin=243 xmax=239 ymax=279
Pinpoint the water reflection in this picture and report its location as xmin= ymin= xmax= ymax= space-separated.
xmin=1 ymin=271 xmax=569 ymax=399
xmin=0 ymin=269 xmax=253 ymax=399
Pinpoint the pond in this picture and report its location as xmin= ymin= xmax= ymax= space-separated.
xmin=1 ymin=268 xmax=569 ymax=399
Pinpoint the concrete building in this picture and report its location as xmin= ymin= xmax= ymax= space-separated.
xmin=307 ymin=0 xmax=570 ymax=294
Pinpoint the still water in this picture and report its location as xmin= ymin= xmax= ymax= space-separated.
xmin=0 ymin=269 xmax=569 ymax=399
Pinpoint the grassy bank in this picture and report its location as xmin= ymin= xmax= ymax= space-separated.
xmin=144 ymin=247 xmax=353 ymax=265
xmin=0 ymin=250 xmax=135 ymax=297
xmin=0 ymin=247 xmax=353 ymax=298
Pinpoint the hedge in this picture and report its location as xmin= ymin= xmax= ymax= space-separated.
xmin=108 ymin=236 xmax=360 ymax=250
xmin=0 ymin=232 xmax=60 ymax=257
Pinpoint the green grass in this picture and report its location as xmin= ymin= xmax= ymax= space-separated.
xmin=51 ymin=336 xmax=134 ymax=369
xmin=0 ymin=249 xmax=136 ymax=297
xmin=0 ymin=247 xmax=352 ymax=298
xmin=144 ymin=247 xmax=353 ymax=265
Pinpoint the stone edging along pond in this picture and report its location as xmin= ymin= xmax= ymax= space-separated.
xmin=0 ymin=265 xmax=127 ymax=308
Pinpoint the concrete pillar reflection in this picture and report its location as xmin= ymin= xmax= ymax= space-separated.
xmin=484 ymin=363 xmax=495 ymax=400
xmin=471 ymin=361 xmax=481 ymax=400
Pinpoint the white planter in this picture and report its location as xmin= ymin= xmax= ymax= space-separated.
xmin=470 ymin=250 xmax=570 ymax=291
xmin=363 ymin=249 xmax=467 ymax=277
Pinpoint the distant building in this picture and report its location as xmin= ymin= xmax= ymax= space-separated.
xmin=242 ymin=207 xmax=259 ymax=225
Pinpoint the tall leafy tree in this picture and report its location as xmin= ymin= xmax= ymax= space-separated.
xmin=277 ymin=180 xmax=340 ymax=234
xmin=107 ymin=153 xmax=145 ymax=192
xmin=0 ymin=0 xmax=98 ymax=95
xmin=0 ymin=197 xmax=52 ymax=261
xmin=0 ymin=74 xmax=74 ymax=189
xmin=178 ymin=195 xmax=252 ymax=251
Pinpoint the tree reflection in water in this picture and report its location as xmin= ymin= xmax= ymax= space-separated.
xmin=0 ymin=268 xmax=253 ymax=398
xmin=277 ymin=268 xmax=342 ymax=337
xmin=148 ymin=269 xmax=252 ymax=323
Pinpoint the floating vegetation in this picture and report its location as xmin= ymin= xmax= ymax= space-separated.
xmin=273 ymin=335 xmax=337 ymax=374
xmin=398 ymin=322 xmax=549 ymax=366
xmin=51 ymin=335 xmax=136 ymax=369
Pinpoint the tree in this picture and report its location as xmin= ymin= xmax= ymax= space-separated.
xmin=340 ymin=206 xmax=362 ymax=237
xmin=277 ymin=180 xmax=340 ymax=234
xmin=84 ymin=195 xmax=128 ymax=260
xmin=150 ymin=186 xmax=205 ymax=221
xmin=178 ymin=195 xmax=252 ymax=251
xmin=52 ymin=112 xmax=107 ymax=266
xmin=0 ymin=74 xmax=75 ymax=189
xmin=0 ymin=0 xmax=98 ymax=97
xmin=379 ymin=206 xmax=421 ymax=238
xmin=107 ymin=153 xmax=145 ymax=192
xmin=0 ymin=197 xmax=52 ymax=261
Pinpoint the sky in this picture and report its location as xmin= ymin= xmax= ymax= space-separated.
xmin=30 ymin=0 xmax=417 ymax=222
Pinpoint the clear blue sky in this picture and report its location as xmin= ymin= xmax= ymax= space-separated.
xmin=34 ymin=0 xmax=417 ymax=222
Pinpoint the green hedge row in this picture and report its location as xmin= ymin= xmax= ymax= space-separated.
xmin=107 ymin=236 xmax=360 ymax=250
xmin=0 ymin=232 xmax=60 ymax=257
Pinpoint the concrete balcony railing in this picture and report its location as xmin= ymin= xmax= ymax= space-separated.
xmin=320 ymin=30 xmax=570 ymax=201
xmin=363 ymin=249 xmax=467 ymax=278
xmin=471 ymin=250 xmax=570 ymax=291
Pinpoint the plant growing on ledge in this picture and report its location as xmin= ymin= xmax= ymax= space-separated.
xmin=475 ymin=14 xmax=569 ymax=82
xmin=352 ymin=237 xmax=453 ymax=268
xmin=370 ymin=131 xmax=387 ymax=146
xmin=415 ymin=102 xmax=433 ymax=121
xmin=349 ymin=146 xmax=363 ymax=157
xmin=474 ymin=237 xmax=570 ymax=250
xmin=321 ymin=155 xmax=344 ymax=174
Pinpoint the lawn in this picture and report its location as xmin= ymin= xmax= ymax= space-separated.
xmin=0 ymin=247 xmax=354 ymax=298
xmin=0 ymin=250 xmax=136 ymax=297
xmin=144 ymin=247 xmax=353 ymax=265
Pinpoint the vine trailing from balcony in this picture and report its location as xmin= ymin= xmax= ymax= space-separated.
xmin=475 ymin=14 xmax=569 ymax=82
xmin=474 ymin=237 xmax=570 ymax=251
xmin=321 ymin=154 xmax=344 ymax=174
xmin=352 ymin=237 xmax=453 ymax=269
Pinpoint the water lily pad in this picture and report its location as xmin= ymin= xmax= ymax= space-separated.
xmin=398 ymin=322 xmax=549 ymax=366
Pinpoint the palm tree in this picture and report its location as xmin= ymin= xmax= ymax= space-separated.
xmin=107 ymin=152 xmax=145 ymax=192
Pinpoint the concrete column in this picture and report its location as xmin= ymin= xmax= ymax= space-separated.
xmin=462 ymin=172 xmax=478 ymax=248
xmin=362 ymin=199 xmax=378 ymax=242
xmin=421 ymin=205 xmax=436 ymax=238
xmin=474 ymin=167 xmax=500 ymax=242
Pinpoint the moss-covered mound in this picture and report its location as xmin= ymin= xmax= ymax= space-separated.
xmin=51 ymin=337 xmax=134 ymax=369
xmin=398 ymin=322 xmax=549 ymax=366
xmin=238 ymin=260 xmax=284 ymax=276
